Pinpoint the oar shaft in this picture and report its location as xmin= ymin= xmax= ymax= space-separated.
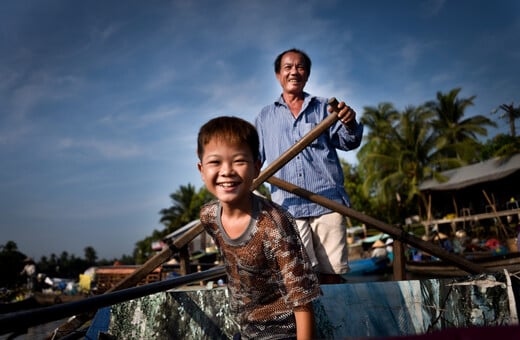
xmin=267 ymin=176 xmax=486 ymax=275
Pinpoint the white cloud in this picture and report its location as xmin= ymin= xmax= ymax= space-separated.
xmin=57 ymin=137 xmax=144 ymax=159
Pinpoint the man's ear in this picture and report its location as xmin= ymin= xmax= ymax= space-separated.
xmin=275 ymin=72 xmax=283 ymax=84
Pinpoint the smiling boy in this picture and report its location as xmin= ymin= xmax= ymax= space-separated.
xmin=197 ymin=116 xmax=320 ymax=340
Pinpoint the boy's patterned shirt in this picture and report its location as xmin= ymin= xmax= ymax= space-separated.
xmin=200 ymin=194 xmax=320 ymax=339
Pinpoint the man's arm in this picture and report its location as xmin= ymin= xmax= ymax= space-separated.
xmin=294 ymin=303 xmax=315 ymax=340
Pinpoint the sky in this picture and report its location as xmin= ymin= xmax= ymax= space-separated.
xmin=1 ymin=0 xmax=519 ymax=261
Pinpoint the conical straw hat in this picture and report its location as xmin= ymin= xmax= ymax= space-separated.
xmin=433 ymin=232 xmax=448 ymax=240
xmin=372 ymin=239 xmax=385 ymax=248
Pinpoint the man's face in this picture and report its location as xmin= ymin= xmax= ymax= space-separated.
xmin=276 ymin=51 xmax=308 ymax=95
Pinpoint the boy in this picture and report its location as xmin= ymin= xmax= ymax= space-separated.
xmin=197 ymin=116 xmax=320 ymax=340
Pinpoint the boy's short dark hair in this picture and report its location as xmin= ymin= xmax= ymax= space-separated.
xmin=197 ymin=116 xmax=260 ymax=161
xmin=274 ymin=48 xmax=312 ymax=75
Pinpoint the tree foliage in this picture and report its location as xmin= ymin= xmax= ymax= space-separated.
xmin=356 ymin=88 xmax=501 ymax=224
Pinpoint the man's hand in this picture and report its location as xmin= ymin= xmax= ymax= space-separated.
xmin=329 ymin=100 xmax=357 ymax=128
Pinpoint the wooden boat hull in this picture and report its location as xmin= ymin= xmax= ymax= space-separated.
xmin=406 ymin=252 xmax=520 ymax=277
xmin=33 ymin=292 xmax=86 ymax=306
xmin=88 ymin=272 xmax=518 ymax=339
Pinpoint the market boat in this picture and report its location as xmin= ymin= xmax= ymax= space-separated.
xmin=406 ymin=252 xmax=520 ymax=277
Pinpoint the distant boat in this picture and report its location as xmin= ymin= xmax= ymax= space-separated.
xmin=0 ymin=295 xmax=38 ymax=314
xmin=33 ymin=292 xmax=86 ymax=306
xmin=406 ymin=252 xmax=520 ymax=277
xmin=344 ymin=256 xmax=391 ymax=276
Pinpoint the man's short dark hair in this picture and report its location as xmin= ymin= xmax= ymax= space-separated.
xmin=274 ymin=48 xmax=312 ymax=75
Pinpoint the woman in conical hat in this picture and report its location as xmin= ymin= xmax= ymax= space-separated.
xmin=372 ymin=239 xmax=385 ymax=248
xmin=371 ymin=239 xmax=387 ymax=258
xmin=433 ymin=232 xmax=448 ymax=240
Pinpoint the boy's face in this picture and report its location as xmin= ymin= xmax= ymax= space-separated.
xmin=198 ymin=138 xmax=261 ymax=208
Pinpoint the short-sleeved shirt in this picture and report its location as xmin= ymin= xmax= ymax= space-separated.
xmin=200 ymin=194 xmax=320 ymax=339
xmin=255 ymin=93 xmax=363 ymax=218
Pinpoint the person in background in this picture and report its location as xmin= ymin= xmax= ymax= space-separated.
xmin=20 ymin=257 xmax=37 ymax=291
xmin=255 ymin=48 xmax=363 ymax=284
xmin=453 ymin=230 xmax=469 ymax=254
xmin=197 ymin=116 xmax=320 ymax=340
xmin=371 ymin=240 xmax=388 ymax=258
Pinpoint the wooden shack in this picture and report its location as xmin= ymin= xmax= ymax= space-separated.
xmin=418 ymin=154 xmax=520 ymax=236
xmin=94 ymin=266 xmax=163 ymax=294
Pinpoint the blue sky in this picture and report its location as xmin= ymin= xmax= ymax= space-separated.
xmin=1 ymin=0 xmax=518 ymax=261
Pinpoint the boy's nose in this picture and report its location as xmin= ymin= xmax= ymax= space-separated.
xmin=220 ymin=162 xmax=234 ymax=175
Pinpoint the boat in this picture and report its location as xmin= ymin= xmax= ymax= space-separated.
xmin=344 ymin=255 xmax=391 ymax=276
xmin=406 ymin=251 xmax=520 ymax=277
xmin=0 ymin=295 xmax=38 ymax=314
xmin=33 ymin=291 xmax=86 ymax=306
xmin=0 ymin=292 xmax=87 ymax=314
xmin=83 ymin=271 xmax=519 ymax=339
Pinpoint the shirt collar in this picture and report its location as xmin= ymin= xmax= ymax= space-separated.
xmin=275 ymin=92 xmax=314 ymax=107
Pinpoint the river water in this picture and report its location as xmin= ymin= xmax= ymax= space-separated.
xmin=0 ymin=318 xmax=68 ymax=340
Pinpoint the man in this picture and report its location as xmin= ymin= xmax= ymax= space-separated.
xmin=255 ymin=48 xmax=363 ymax=284
xmin=20 ymin=257 xmax=37 ymax=290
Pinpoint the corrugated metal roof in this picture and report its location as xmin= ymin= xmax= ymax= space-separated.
xmin=419 ymin=153 xmax=520 ymax=191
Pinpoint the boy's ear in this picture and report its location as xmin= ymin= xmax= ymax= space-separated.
xmin=254 ymin=159 xmax=262 ymax=176
xmin=197 ymin=162 xmax=203 ymax=173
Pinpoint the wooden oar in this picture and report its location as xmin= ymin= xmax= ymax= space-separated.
xmin=267 ymin=176 xmax=486 ymax=275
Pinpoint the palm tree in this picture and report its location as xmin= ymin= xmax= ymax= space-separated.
xmin=486 ymin=103 xmax=520 ymax=158
xmin=159 ymin=184 xmax=213 ymax=233
xmin=494 ymin=102 xmax=520 ymax=138
xmin=427 ymin=88 xmax=496 ymax=165
xmin=359 ymin=105 xmax=459 ymax=221
xmin=84 ymin=246 xmax=98 ymax=265
xmin=358 ymin=102 xmax=399 ymax=161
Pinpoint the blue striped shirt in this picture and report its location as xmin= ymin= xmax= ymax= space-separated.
xmin=255 ymin=93 xmax=363 ymax=218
